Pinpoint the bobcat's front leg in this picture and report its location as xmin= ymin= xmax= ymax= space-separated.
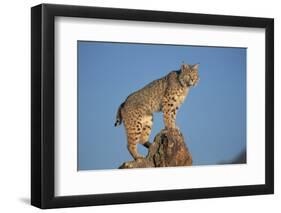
xmin=162 ymin=96 xmax=179 ymax=129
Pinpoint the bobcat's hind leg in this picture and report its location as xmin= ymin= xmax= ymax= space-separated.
xmin=124 ymin=115 xmax=144 ymax=160
xmin=126 ymin=129 xmax=144 ymax=160
xmin=127 ymin=143 xmax=143 ymax=160
xmin=140 ymin=115 xmax=153 ymax=149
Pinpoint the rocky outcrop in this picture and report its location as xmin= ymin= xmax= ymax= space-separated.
xmin=119 ymin=128 xmax=192 ymax=169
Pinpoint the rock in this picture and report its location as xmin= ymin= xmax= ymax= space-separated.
xmin=119 ymin=128 xmax=192 ymax=169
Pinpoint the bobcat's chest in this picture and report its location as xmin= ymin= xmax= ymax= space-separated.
xmin=176 ymin=88 xmax=189 ymax=105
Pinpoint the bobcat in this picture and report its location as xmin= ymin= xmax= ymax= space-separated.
xmin=115 ymin=64 xmax=199 ymax=160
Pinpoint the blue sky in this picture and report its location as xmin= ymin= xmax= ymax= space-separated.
xmin=78 ymin=41 xmax=246 ymax=170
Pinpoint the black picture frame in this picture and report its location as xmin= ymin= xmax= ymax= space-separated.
xmin=31 ymin=3 xmax=274 ymax=209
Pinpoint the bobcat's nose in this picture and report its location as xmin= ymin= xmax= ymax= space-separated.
xmin=190 ymin=77 xmax=199 ymax=87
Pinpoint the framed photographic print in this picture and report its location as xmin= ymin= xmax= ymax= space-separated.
xmin=31 ymin=3 xmax=274 ymax=209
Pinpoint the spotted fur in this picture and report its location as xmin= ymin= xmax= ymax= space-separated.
xmin=115 ymin=64 xmax=199 ymax=159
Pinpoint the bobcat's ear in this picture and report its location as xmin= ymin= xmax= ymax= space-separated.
xmin=192 ymin=64 xmax=199 ymax=70
xmin=181 ymin=64 xmax=190 ymax=72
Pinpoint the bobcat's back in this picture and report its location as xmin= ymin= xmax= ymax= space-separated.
xmin=124 ymin=76 xmax=168 ymax=113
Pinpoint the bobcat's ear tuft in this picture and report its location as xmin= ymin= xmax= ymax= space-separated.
xmin=192 ymin=64 xmax=199 ymax=70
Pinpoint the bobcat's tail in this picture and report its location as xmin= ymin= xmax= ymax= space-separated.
xmin=114 ymin=102 xmax=125 ymax=127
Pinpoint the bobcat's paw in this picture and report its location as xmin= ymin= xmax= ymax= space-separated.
xmin=135 ymin=156 xmax=145 ymax=162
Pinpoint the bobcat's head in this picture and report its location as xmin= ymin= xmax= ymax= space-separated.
xmin=179 ymin=64 xmax=199 ymax=87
